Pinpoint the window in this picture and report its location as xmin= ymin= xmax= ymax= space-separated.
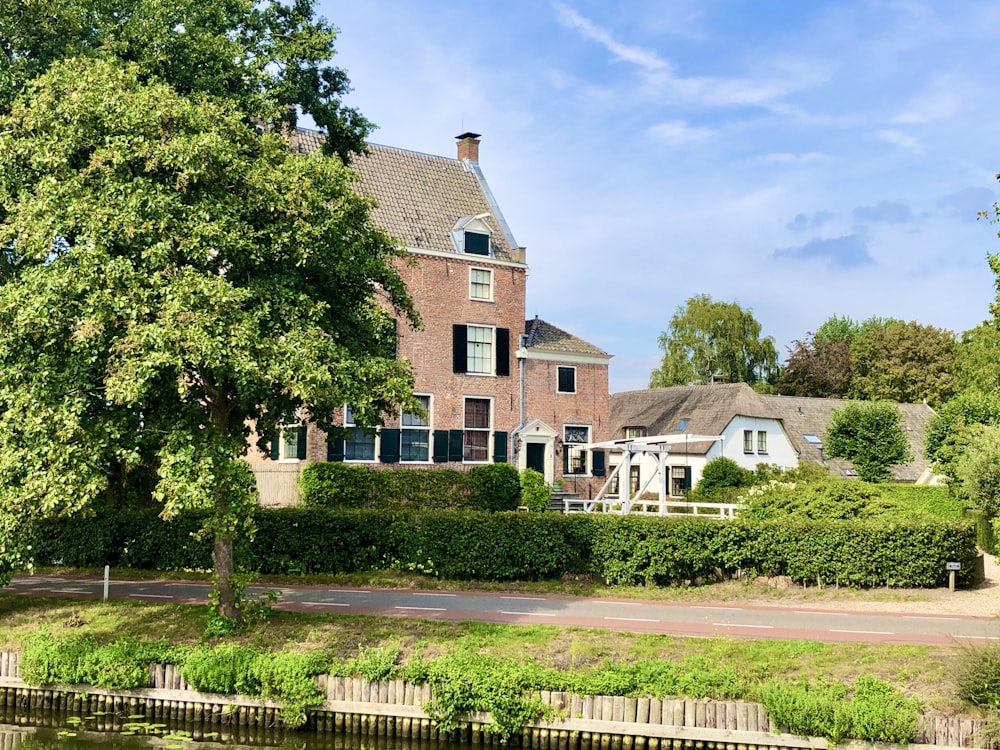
xmin=624 ymin=426 xmax=647 ymax=439
xmin=670 ymin=466 xmax=691 ymax=497
xmin=401 ymin=395 xmax=430 ymax=462
xmin=743 ymin=429 xmax=753 ymax=453
xmin=276 ymin=424 xmax=305 ymax=461
xmin=344 ymin=405 xmax=376 ymax=461
xmin=557 ymin=366 xmax=576 ymax=393
xmin=469 ymin=267 xmax=493 ymax=301
xmin=803 ymin=433 xmax=823 ymax=446
xmin=563 ymin=425 xmax=590 ymax=475
xmin=674 ymin=418 xmax=690 ymax=431
xmin=629 ymin=465 xmax=641 ymax=496
xmin=453 ymin=325 xmax=509 ymax=376
xmin=466 ymin=325 xmax=493 ymax=374
xmin=464 ymin=230 xmax=490 ymax=256
xmin=757 ymin=430 xmax=767 ymax=454
xmin=463 ymin=398 xmax=491 ymax=462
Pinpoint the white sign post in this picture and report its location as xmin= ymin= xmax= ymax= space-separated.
xmin=946 ymin=562 xmax=961 ymax=592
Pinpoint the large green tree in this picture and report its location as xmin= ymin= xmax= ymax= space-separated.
xmin=649 ymin=294 xmax=778 ymax=387
xmin=0 ymin=57 xmax=416 ymax=622
xmin=952 ymin=322 xmax=1000 ymax=395
xmin=774 ymin=335 xmax=852 ymax=397
xmin=824 ymin=401 xmax=912 ymax=483
xmin=0 ymin=0 xmax=370 ymax=161
xmin=848 ymin=320 xmax=958 ymax=406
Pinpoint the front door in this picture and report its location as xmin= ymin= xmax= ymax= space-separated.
xmin=526 ymin=443 xmax=546 ymax=475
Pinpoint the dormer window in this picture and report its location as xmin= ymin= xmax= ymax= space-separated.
xmin=451 ymin=215 xmax=494 ymax=257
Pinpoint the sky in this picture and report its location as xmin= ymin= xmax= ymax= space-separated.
xmin=317 ymin=0 xmax=1000 ymax=393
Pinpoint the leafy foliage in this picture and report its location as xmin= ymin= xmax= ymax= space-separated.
xmin=299 ymin=463 xmax=475 ymax=509
xmin=774 ymin=336 xmax=852 ymax=397
xmin=693 ymin=457 xmax=753 ymax=498
xmin=0 ymin=51 xmax=415 ymax=616
xmin=849 ymin=321 xmax=958 ymax=406
xmin=956 ymin=425 xmax=1000 ymax=518
xmin=519 ymin=469 xmax=551 ymax=512
xmin=824 ymin=401 xmax=912 ymax=482
xmin=956 ymin=643 xmax=1000 ymax=709
xmin=925 ymin=390 xmax=1000 ymax=485
xmin=649 ymin=294 xmax=778 ymax=387
xmin=468 ymin=463 xmax=522 ymax=512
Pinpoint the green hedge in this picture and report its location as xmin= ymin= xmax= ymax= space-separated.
xmin=299 ymin=462 xmax=476 ymax=509
xmin=29 ymin=508 xmax=978 ymax=588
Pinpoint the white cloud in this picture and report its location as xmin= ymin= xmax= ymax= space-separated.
xmin=647 ymin=120 xmax=714 ymax=146
xmin=553 ymin=2 xmax=670 ymax=73
xmin=876 ymin=129 xmax=924 ymax=153
xmin=893 ymin=75 xmax=963 ymax=124
xmin=752 ymin=152 xmax=828 ymax=166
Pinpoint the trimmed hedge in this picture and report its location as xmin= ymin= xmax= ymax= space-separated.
xmin=299 ymin=462 xmax=475 ymax=509
xmin=29 ymin=507 xmax=978 ymax=589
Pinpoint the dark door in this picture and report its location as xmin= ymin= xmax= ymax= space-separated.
xmin=526 ymin=443 xmax=546 ymax=475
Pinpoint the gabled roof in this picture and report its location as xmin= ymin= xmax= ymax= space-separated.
xmin=523 ymin=318 xmax=610 ymax=359
xmin=611 ymin=383 xmax=777 ymax=456
xmin=288 ymin=129 xmax=522 ymax=263
xmin=760 ymin=394 xmax=935 ymax=482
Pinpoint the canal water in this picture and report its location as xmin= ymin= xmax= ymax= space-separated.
xmin=0 ymin=708 xmax=465 ymax=750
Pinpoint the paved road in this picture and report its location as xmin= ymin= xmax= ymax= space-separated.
xmin=5 ymin=574 xmax=997 ymax=646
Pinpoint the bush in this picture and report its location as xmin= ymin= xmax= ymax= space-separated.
xmin=469 ymin=463 xmax=521 ymax=512
xmin=695 ymin=457 xmax=753 ymax=499
xmin=299 ymin=462 xmax=474 ymax=509
xmin=956 ymin=643 xmax=1000 ymax=709
xmin=519 ymin=469 xmax=550 ymax=512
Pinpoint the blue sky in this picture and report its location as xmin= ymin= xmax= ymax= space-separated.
xmin=318 ymin=0 xmax=1000 ymax=392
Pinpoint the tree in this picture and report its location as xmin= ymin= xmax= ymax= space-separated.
xmin=774 ymin=336 xmax=852 ymax=397
xmin=848 ymin=320 xmax=958 ymax=406
xmin=649 ymin=294 xmax=779 ymax=387
xmin=824 ymin=402 xmax=912 ymax=483
xmin=813 ymin=314 xmax=898 ymax=347
xmin=953 ymin=322 xmax=1000 ymax=395
xmin=924 ymin=391 xmax=1000 ymax=485
xmin=0 ymin=57 xmax=416 ymax=623
xmin=956 ymin=425 xmax=1000 ymax=518
xmin=0 ymin=0 xmax=372 ymax=162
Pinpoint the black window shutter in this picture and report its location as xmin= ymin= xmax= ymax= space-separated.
xmin=493 ymin=431 xmax=508 ymax=463
xmin=592 ymin=449 xmax=606 ymax=477
xmin=380 ymin=429 xmax=400 ymax=463
xmin=562 ymin=449 xmax=569 ymax=476
xmin=448 ymin=429 xmax=464 ymax=462
xmin=296 ymin=426 xmax=308 ymax=460
xmin=432 ymin=430 xmax=449 ymax=463
xmin=452 ymin=324 xmax=467 ymax=373
xmin=327 ymin=436 xmax=345 ymax=462
xmin=495 ymin=328 xmax=510 ymax=376
xmin=683 ymin=466 xmax=692 ymax=491
xmin=269 ymin=432 xmax=280 ymax=460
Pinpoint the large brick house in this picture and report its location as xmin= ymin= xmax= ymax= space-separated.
xmin=249 ymin=132 xmax=611 ymax=504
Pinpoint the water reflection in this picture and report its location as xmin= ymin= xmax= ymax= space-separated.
xmin=0 ymin=715 xmax=469 ymax=750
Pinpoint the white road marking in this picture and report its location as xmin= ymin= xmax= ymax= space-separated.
xmin=829 ymin=629 xmax=894 ymax=635
xmin=394 ymin=606 xmax=447 ymax=612
xmin=713 ymin=623 xmax=774 ymax=629
xmin=794 ymin=611 xmax=849 ymax=616
xmin=694 ymin=606 xmax=743 ymax=611
xmin=605 ymin=617 xmax=660 ymax=623
xmin=414 ymin=593 xmax=457 ymax=597
xmin=902 ymin=615 xmax=960 ymax=621
xmin=499 ymin=596 xmax=546 ymax=601
xmin=52 ymin=588 xmax=90 ymax=594
xmin=304 ymin=602 xmax=349 ymax=607
xmin=500 ymin=611 xmax=556 ymax=617
xmin=955 ymin=635 xmax=1000 ymax=640
xmin=128 ymin=594 xmax=173 ymax=599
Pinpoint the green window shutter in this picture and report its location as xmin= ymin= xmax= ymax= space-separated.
xmin=326 ymin=429 xmax=345 ymax=462
xmin=452 ymin=324 xmax=467 ymax=373
xmin=269 ymin=431 xmax=280 ymax=460
xmin=562 ymin=448 xmax=570 ymax=476
xmin=558 ymin=366 xmax=575 ymax=393
xmin=493 ymin=431 xmax=508 ymax=463
xmin=448 ymin=429 xmax=464 ymax=462
xmin=592 ymin=449 xmax=606 ymax=477
xmin=296 ymin=425 xmax=308 ymax=460
xmin=432 ymin=430 xmax=449 ymax=463
xmin=495 ymin=328 xmax=510 ymax=376
xmin=465 ymin=231 xmax=489 ymax=255
xmin=683 ymin=466 xmax=692 ymax=491
xmin=380 ymin=428 xmax=400 ymax=463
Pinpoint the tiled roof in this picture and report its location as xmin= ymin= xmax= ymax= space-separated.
xmin=524 ymin=318 xmax=610 ymax=358
xmin=288 ymin=129 xmax=519 ymax=262
xmin=760 ymin=394 xmax=935 ymax=482
xmin=611 ymin=383 xmax=776 ymax=456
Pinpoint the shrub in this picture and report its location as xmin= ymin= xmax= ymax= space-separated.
xmin=469 ymin=463 xmax=521 ymax=512
xmin=299 ymin=462 xmax=474 ymax=509
xmin=519 ymin=469 xmax=550 ymax=512
xmin=695 ymin=457 xmax=753 ymax=499
xmin=956 ymin=643 xmax=1000 ymax=709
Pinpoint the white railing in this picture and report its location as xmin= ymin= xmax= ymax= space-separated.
xmin=563 ymin=497 xmax=739 ymax=519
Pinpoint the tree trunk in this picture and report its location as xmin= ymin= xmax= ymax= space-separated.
xmin=212 ymin=529 xmax=239 ymax=621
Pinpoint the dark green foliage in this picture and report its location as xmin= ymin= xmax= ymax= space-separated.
xmin=956 ymin=643 xmax=1000 ymax=709
xmin=694 ymin=457 xmax=753 ymax=498
xmin=469 ymin=463 xmax=521 ymax=512
xmin=824 ymin=401 xmax=912 ymax=482
xmin=299 ymin=462 xmax=474 ymax=509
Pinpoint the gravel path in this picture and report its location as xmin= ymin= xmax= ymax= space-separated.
xmin=728 ymin=553 xmax=1000 ymax=617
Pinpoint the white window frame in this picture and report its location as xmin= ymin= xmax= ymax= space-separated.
xmin=469 ymin=267 xmax=493 ymax=302
xmin=401 ymin=394 xmax=431 ymax=463
xmin=757 ymin=430 xmax=768 ymax=454
xmin=466 ymin=324 xmax=495 ymax=375
xmin=563 ymin=424 xmax=591 ymax=475
xmin=624 ymin=426 xmax=647 ymax=439
xmin=463 ymin=396 xmax=492 ymax=463
xmin=670 ymin=466 xmax=688 ymax=498
xmin=277 ymin=423 xmax=302 ymax=462
xmin=556 ymin=365 xmax=577 ymax=394
xmin=344 ymin=404 xmax=378 ymax=463
xmin=743 ymin=429 xmax=754 ymax=454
